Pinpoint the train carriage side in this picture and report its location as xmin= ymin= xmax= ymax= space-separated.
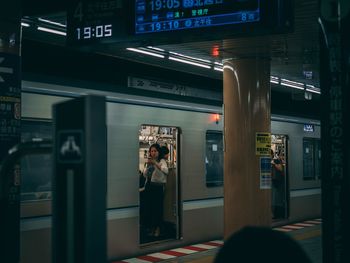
xmin=19 ymin=82 xmax=321 ymax=262
xmin=20 ymin=84 xmax=224 ymax=262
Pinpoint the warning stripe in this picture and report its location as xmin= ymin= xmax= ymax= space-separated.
xmin=138 ymin=255 xmax=163 ymax=262
xmin=191 ymin=244 xmax=218 ymax=250
xmin=148 ymin=253 xmax=176 ymax=260
xmin=274 ymin=218 xmax=322 ymax=233
xmin=113 ymin=243 xmax=220 ymax=263
xmin=203 ymin=241 xmax=223 ymax=247
xmin=183 ymin=245 xmax=207 ymax=252
xmin=293 ymin=223 xmax=314 ymax=227
xmin=170 ymin=247 xmax=198 ymax=254
xmin=210 ymin=240 xmax=224 ymax=244
xmin=114 ymin=219 xmax=322 ymax=263
xmin=274 ymin=227 xmax=293 ymax=232
xmin=160 ymin=250 xmax=187 ymax=257
xmin=282 ymin=225 xmax=305 ymax=230
xmin=304 ymin=220 xmax=322 ymax=224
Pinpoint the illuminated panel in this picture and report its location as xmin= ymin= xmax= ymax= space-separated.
xmin=135 ymin=0 xmax=260 ymax=34
xmin=67 ymin=0 xmax=127 ymax=44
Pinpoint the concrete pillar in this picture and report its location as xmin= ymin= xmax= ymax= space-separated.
xmin=223 ymin=57 xmax=271 ymax=239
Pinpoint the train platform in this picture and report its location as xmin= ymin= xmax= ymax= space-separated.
xmin=113 ymin=218 xmax=322 ymax=263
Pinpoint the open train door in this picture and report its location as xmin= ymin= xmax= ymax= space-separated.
xmin=271 ymin=134 xmax=289 ymax=220
xmin=138 ymin=125 xmax=181 ymax=245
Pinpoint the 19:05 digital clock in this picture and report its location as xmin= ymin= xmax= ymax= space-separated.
xmin=75 ymin=24 xmax=113 ymax=40
xmin=67 ymin=0 xmax=126 ymax=45
xmin=149 ymin=0 xmax=181 ymax=11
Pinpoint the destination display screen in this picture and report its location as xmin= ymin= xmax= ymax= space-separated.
xmin=67 ymin=0 xmax=292 ymax=46
xmin=135 ymin=0 xmax=261 ymax=34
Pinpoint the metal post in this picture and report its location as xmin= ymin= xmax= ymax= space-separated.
xmin=0 ymin=1 xmax=21 ymax=262
xmin=52 ymin=95 xmax=107 ymax=263
xmin=319 ymin=1 xmax=350 ymax=262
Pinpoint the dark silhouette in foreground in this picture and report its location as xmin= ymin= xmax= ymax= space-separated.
xmin=214 ymin=226 xmax=312 ymax=263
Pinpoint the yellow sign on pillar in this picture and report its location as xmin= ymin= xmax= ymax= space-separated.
xmin=256 ymin=132 xmax=271 ymax=155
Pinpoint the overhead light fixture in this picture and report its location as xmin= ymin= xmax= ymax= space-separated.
xmin=126 ymin=48 xmax=165 ymax=58
xmin=270 ymin=76 xmax=320 ymax=94
xmin=38 ymin=18 xmax=66 ymax=28
xmin=115 ymin=45 xmax=321 ymax=93
xmin=280 ymin=78 xmax=305 ymax=90
xmin=146 ymin=46 xmax=165 ymax=52
xmin=270 ymin=76 xmax=280 ymax=84
xmin=214 ymin=67 xmax=223 ymax=72
xmin=306 ymin=85 xmax=321 ymax=94
xmin=169 ymin=51 xmax=211 ymax=64
xmin=214 ymin=62 xmax=223 ymax=71
xmin=168 ymin=56 xmax=211 ymax=69
xmin=21 ymin=22 xmax=30 ymax=27
xmin=37 ymin=26 xmax=66 ymax=36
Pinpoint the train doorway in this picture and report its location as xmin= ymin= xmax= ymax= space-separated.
xmin=271 ymin=134 xmax=289 ymax=220
xmin=138 ymin=125 xmax=180 ymax=245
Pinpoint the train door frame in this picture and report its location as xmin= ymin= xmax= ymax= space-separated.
xmin=175 ymin=128 xmax=182 ymax=240
xmin=271 ymin=134 xmax=289 ymax=219
xmin=138 ymin=124 xmax=181 ymax=245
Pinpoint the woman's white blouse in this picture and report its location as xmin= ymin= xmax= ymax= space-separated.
xmin=150 ymin=159 xmax=168 ymax=183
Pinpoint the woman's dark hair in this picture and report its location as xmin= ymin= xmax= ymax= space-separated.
xmin=214 ymin=226 xmax=311 ymax=263
xmin=149 ymin=143 xmax=162 ymax=161
xmin=160 ymin=146 xmax=170 ymax=159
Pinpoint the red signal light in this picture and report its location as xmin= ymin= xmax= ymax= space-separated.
xmin=212 ymin=45 xmax=220 ymax=57
xmin=215 ymin=114 xmax=220 ymax=124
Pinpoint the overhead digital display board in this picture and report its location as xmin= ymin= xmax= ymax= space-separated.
xmin=67 ymin=0 xmax=293 ymax=46
xmin=135 ymin=0 xmax=261 ymax=34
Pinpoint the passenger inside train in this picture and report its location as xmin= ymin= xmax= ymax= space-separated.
xmin=271 ymin=149 xmax=286 ymax=219
xmin=141 ymin=143 xmax=168 ymax=238
xmin=139 ymin=125 xmax=179 ymax=244
xmin=270 ymin=134 xmax=289 ymax=220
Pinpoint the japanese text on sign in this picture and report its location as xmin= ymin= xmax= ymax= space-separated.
xmin=256 ymin=132 xmax=271 ymax=156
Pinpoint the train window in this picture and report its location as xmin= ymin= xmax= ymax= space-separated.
xmin=21 ymin=120 xmax=53 ymax=201
xmin=205 ymin=131 xmax=223 ymax=187
xmin=303 ymin=138 xmax=320 ymax=180
xmin=138 ymin=124 xmax=180 ymax=245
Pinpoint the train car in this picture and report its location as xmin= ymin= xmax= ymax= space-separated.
xmin=19 ymin=80 xmax=321 ymax=263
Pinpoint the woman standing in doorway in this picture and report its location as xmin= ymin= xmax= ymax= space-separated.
xmin=143 ymin=143 xmax=168 ymax=237
xmin=271 ymin=149 xmax=285 ymax=219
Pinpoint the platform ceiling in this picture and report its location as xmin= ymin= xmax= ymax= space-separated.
xmin=21 ymin=0 xmax=320 ymax=97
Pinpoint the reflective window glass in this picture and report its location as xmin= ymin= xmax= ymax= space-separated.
xmin=205 ymin=131 xmax=223 ymax=187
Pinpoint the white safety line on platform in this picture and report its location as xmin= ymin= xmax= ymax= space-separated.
xmin=113 ymin=218 xmax=322 ymax=263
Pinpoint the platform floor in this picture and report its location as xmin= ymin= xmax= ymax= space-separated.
xmin=114 ymin=219 xmax=322 ymax=263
